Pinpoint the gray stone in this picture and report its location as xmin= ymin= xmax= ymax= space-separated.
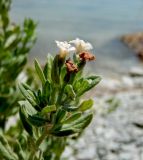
xmin=129 ymin=66 xmax=143 ymax=77
xmin=63 ymin=77 xmax=143 ymax=160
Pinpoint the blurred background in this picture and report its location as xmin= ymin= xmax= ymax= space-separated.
xmin=11 ymin=0 xmax=143 ymax=76
xmin=11 ymin=0 xmax=143 ymax=159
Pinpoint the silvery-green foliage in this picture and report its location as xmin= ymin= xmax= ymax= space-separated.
xmin=18 ymin=51 xmax=101 ymax=159
xmin=0 ymin=0 xmax=36 ymax=128
xmin=0 ymin=1 xmax=100 ymax=159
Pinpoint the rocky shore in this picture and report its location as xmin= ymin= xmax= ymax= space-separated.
xmin=121 ymin=32 xmax=143 ymax=61
xmin=62 ymin=66 xmax=143 ymax=160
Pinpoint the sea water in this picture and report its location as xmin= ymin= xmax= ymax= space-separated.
xmin=11 ymin=0 xmax=143 ymax=75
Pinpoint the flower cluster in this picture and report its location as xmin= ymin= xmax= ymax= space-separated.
xmin=55 ymin=41 xmax=75 ymax=58
xmin=70 ymin=38 xmax=93 ymax=53
xmin=56 ymin=38 xmax=93 ymax=55
xmin=56 ymin=38 xmax=95 ymax=73
xmin=18 ymin=38 xmax=101 ymax=160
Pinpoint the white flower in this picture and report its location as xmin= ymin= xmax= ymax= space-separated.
xmin=55 ymin=41 xmax=76 ymax=55
xmin=69 ymin=38 xmax=93 ymax=53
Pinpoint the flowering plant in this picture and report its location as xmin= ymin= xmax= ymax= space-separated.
xmin=17 ymin=39 xmax=101 ymax=159
xmin=0 ymin=1 xmax=101 ymax=159
xmin=0 ymin=0 xmax=36 ymax=129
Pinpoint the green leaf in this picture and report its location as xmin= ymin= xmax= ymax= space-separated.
xmin=5 ymin=25 xmax=20 ymax=39
xmin=19 ymin=83 xmax=37 ymax=106
xmin=42 ymin=105 xmax=56 ymax=114
xmin=19 ymin=106 xmax=33 ymax=136
xmin=55 ymin=108 xmax=67 ymax=124
xmin=35 ymin=59 xmax=46 ymax=85
xmin=51 ymin=129 xmax=76 ymax=137
xmin=51 ymin=55 xmax=60 ymax=84
xmin=36 ymin=89 xmax=42 ymax=105
xmin=78 ymin=99 xmax=94 ymax=111
xmin=14 ymin=140 xmax=25 ymax=160
xmin=22 ymin=83 xmax=33 ymax=91
xmin=71 ymin=113 xmax=93 ymax=130
xmin=64 ymin=84 xmax=76 ymax=100
xmin=62 ymin=104 xmax=79 ymax=112
xmin=0 ymin=133 xmax=18 ymax=160
xmin=73 ymin=78 xmax=87 ymax=92
xmin=52 ymin=113 xmax=93 ymax=137
xmin=86 ymin=75 xmax=101 ymax=90
xmin=0 ymin=141 xmax=16 ymax=160
xmin=74 ymin=76 xmax=101 ymax=96
xmin=28 ymin=114 xmax=48 ymax=127
xmin=63 ymin=112 xmax=81 ymax=124
xmin=62 ymin=113 xmax=93 ymax=131
xmin=4 ymin=34 xmax=19 ymax=49
xmin=42 ymin=80 xmax=51 ymax=103
xmin=19 ymin=100 xmax=37 ymax=116
xmin=43 ymin=54 xmax=53 ymax=81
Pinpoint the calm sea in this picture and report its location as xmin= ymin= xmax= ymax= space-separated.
xmin=11 ymin=0 xmax=143 ymax=75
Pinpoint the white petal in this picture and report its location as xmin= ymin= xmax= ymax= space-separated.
xmin=68 ymin=47 xmax=76 ymax=54
xmin=85 ymin=42 xmax=93 ymax=50
xmin=55 ymin=40 xmax=76 ymax=54
xmin=69 ymin=38 xmax=93 ymax=52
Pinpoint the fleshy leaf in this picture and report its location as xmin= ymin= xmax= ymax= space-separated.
xmin=78 ymin=99 xmax=94 ymax=111
xmin=42 ymin=105 xmax=56 ymax=114
xmin=55 ymin=108 xmax=67 ymax=124
xmin=51 ymin=129 xmax=76 ymax=137
xmin=51 ymin=55 xmax=60 ymax=84
xmin=0 ymin=141 xmax=17 ymax=160
xmin=51 ymin=113 xmax=93 ymax=137
xmin=35 ymin=59 xmax=46 ymax=85
xmin=19 ymin=106 xmax=33 ymax=136
xmin=19 ymin=83 xmax=37 ymax=106
xmin=74 ymin=76 xmax=101 ymax=96
xmin=64 ymin=84 xmax=76 ymax=100
xmin=62 ymin=113 xmax=93 ymax=130
xmin=42 ymin=80 xmax=51 ymax=103
xmin=43 ymin=54 xmax=53 ymax=81
xmin=0 ymin=133 xmax=18 ymax=160
xmin=28 ymin=114 xmax=48 ymax=127
xmin=62 ymin=112 xmax=81 ymax=124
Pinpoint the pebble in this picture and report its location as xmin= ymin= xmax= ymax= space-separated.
xmin=129 ymin=66 xmax=143 ymax=77
xmin=62 ymin=78 xmax=143 ymax=160
xmin=122 ymin=76 xmax=134 ymax=88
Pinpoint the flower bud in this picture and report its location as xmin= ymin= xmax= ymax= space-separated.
xmin=65 ymin=59 xmax=78 ymax=73
xmin=79 ymin=52 xmax=95 ymax=61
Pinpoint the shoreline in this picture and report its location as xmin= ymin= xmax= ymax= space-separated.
xmin=62 ymin=64 xmax=143 ymax=160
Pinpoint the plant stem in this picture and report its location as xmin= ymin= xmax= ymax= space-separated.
xmin=54 ymin=155 xmax=60 ymax=160
xmin=36 ymin=131 xmax=47 ymax=147
xmin=28 ymin=132 xmax=47 ymax=160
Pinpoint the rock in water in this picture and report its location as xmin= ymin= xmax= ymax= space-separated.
xmin=121 ymin=32 xmax=143 ymax=60
xmin=129 ymin=66 xmax=143 ymax=77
